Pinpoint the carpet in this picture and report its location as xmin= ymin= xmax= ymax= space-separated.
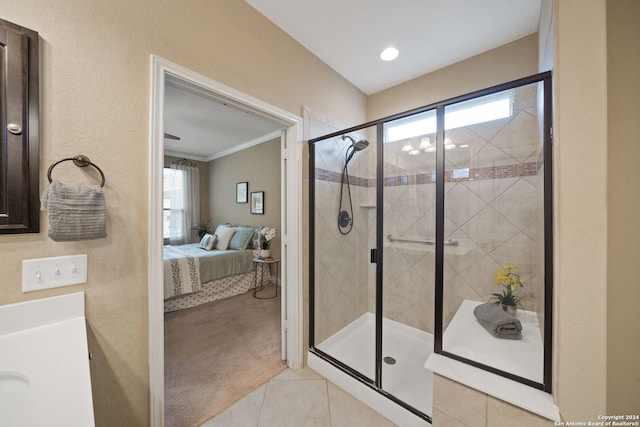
xmin=164 ymin=284 xmax=286 ymax=427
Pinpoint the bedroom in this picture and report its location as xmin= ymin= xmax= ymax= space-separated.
xmin=161 ymin=77 xmax=285 ymax=426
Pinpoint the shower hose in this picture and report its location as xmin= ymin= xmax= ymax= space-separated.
xmin=338 ymin=145 xmax=357 ymax=235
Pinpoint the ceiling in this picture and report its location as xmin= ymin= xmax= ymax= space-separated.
xmin=163 ymin=80 xmax=284 ymax=161
xmin=246 ymin=0 xmax=542 ymax=95
xmin=164 ymin=1 xmax=541 ymax=159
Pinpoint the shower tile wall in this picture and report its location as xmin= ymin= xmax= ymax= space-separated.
xmin=313 ymin=131 xmax=373 ymax=344
xmin=444 ymin=84 xmax=544 ymax=329
xmin=382 ymin=84 xmax=544 ymax=331
xmin=313 ymin=84 xmax=545 ymax=341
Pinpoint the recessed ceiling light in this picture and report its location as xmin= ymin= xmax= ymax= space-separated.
xmin=380 ymin=47 xmax=399 ymax=61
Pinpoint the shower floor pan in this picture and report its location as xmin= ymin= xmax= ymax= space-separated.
xmin=313 ymin=312 xmax=433 ymax=421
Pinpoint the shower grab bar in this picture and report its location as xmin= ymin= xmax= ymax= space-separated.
xmin=386 ymin=234 xmax=459 ymax=247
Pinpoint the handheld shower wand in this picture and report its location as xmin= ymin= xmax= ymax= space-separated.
xmin=338 ymin=134 xmax=370 ymax=235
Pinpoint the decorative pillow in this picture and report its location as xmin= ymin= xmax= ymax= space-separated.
xmin=252 ymin=227 xmax=263 ymax=250
xmin=229 ymin=226 xmax=256 ymax=251
xmin=198 ymin=233 xmax=217 ymax=251
xmin=214 ymin=225 xmax=236 ymax=250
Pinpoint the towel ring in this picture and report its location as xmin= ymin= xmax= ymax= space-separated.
xmin=47 ymin=155 xmax=106 ymax=187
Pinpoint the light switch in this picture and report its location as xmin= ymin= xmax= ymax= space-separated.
xmin=22 ymin=254 xmax=87 ymax=292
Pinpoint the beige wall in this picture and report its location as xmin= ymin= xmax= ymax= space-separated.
xmin=0 ymin=1 xmax=366 ymax=425
xmin=606 ymin=0 xmax=640 ymax=414
xmin=208 ymin=138 xmax=281 ymax=260
xmin=367 ymin=34 xmax=539 ymax=121
xmin=554 ymin=0 xmax=608 ymax=419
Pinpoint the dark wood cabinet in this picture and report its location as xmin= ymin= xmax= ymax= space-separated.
xmin=0 ymin=19 xmax=39 ymax=234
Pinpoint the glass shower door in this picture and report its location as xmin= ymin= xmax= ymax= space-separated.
xmin=441 ymin=82 xmax=547 ymax=386
xmin=309 ymin=73 xmax=552 ymax=423
xmin=380 ymin=110 xmax=437 ymax=416
xmin=311 ymin=125 xmax=378 ymax=383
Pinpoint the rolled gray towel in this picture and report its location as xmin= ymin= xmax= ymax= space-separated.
xmin=41 ymin=180 xmax=107 ymax=242
xmin=473 ymin=303 xmax=522 ymax=339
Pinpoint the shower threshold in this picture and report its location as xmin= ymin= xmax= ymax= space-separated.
xmin=309 ymin=313 xmax=433 ymax=426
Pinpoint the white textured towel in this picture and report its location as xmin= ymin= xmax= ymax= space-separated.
xmin=41 ymin=180 xmax=107 ymax=241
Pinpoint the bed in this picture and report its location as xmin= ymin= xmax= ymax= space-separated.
xmin=163 ymin=225 xmax=271 ymax=312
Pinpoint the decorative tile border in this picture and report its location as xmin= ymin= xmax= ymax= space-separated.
xmin=315 ymin=162 xmax=539 ymax=187
xmin=314 ymin=168 xmax=371 ymax=187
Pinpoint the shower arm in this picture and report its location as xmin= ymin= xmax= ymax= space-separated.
xmin=386 ymin=234 xmax=459 ymax=247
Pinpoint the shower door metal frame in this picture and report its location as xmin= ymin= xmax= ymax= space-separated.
xmin=309 ymin=71 xmax=554 ymax=420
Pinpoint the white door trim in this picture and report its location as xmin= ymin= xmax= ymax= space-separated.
xmin=148 ymin=55 xmax=304 ymax=427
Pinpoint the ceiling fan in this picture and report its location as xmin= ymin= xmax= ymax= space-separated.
xmin=164 ymin=133 xmax=181 ymax=140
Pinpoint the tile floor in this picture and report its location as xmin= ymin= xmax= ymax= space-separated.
xmin=201 ymin=368 xmax=399 ymax=427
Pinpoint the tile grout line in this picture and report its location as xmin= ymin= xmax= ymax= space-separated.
xmin=323 ymin=378 xmax=333 ymax=426
xmin=255 ymin=377 xmax=272 ymax=427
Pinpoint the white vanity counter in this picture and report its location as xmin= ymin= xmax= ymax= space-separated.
xmin=0 ymin=292 xmax=95 ymax=427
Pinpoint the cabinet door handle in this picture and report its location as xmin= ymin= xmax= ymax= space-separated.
xmin=7 ymin=123 xmax=22 ymax=135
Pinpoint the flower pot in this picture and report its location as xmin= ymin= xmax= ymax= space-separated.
xmin=502 ymin=304 xmax=517 ymax=316
xmin=260 ymin=249 xmax=271 ymax=258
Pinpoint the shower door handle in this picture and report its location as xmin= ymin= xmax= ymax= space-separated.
xmin=370 ymin=248 xmax=378 ymax=263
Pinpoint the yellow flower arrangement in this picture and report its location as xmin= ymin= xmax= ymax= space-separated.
xmin=490 ymin=264 xmax=525 ymax=308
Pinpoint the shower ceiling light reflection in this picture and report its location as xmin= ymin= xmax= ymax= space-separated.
xmin=401 ymin=137 xmax=456 ymax=154
xmin=419 ymin=137 xmax=432 ymax=149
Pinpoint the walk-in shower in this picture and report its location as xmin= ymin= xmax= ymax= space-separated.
xmin=338 ymin=134 xmax=369 ymax=235
xmin=310 ymin=120 xmax=436 ymax=424
xmin=308 ymin=73 xmax=553 ymax=426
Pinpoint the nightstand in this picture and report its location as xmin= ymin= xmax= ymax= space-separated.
xmin=252 ymin=257 xmax=280 ymax=299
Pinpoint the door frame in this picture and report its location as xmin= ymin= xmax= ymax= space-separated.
xmin=147 ymin=55 xmax=304 ymax=426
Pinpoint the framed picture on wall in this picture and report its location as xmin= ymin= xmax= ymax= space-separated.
xmin=250 ymin=191 xmax=264 ymax=214
xmin=236 ymin=182 xmax=248 ymax=203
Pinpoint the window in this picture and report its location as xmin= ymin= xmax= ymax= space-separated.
xmin=384 ymin=91 xmax=513 ymax=143
xmin=163 ymin=168 xmax=185 ymax=241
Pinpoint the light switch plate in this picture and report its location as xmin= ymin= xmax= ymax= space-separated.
xmin=22 ymin=254 xmax=87 ymax=292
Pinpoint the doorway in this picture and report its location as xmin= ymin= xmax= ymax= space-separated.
xmin=148 ymin=56 xmax=303 ymax=426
